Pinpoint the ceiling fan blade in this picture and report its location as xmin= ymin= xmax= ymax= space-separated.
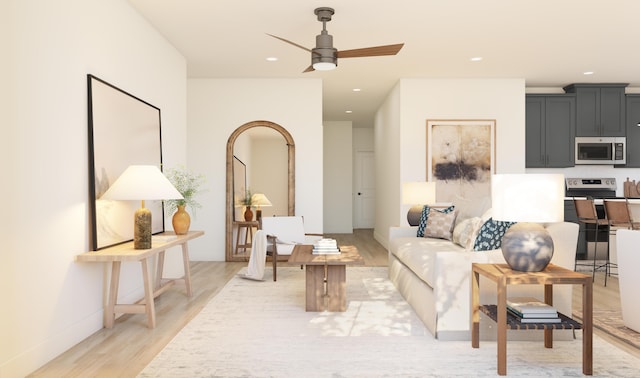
xmin=266 ymin=33 xmax=312 ymax=53
xmin=337 ymin=43 xmax=404 ymax=58
xmin=303 ymin=65 xmax=315 ymax=73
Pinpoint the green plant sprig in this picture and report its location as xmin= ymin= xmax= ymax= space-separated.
xmin=164 ymin=166 xmax=207 ymax=217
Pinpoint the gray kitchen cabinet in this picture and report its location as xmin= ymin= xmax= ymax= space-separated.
xmin=625 ymin=95 xmax=640 ymax=167
xmin=526 ymin=94 xmax=575 ymax=168
xmin=564 ymin=83 xmax=627 ymax=137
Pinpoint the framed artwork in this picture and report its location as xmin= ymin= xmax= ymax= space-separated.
xmin=87 ymin=74 xmax=164 ymax=250
xmin=426 ymin=119 xmax=496 ymax=203
xmin=233 ymin=155 xmax=247 ymax=220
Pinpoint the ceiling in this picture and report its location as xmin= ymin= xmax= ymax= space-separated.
xmin=128 ymin=0 xmax=640 ymax=128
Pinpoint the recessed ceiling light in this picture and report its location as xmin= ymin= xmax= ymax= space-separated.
xmin=266 ymin=57 xmax=278 ymax=62
xmin=470 ymin=57 xmax=483 ymax=62
xmin=345 ymin=110 xmax=353 ymax=114
xmin=583 ymin=71 xmax=594 ymax=75
xmin=352 ymin=88 xmax=361 ymax=92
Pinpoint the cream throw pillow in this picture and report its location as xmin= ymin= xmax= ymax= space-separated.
xmin=424 ymin=209 xmax=458 ymax=240
xmin=452 ymin=216 xmax=483 ymax=250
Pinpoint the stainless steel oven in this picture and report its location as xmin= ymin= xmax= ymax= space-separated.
xmin=565 ymin=177 xmax=618 ymax=261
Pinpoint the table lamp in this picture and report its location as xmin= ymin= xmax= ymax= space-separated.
xmin=402 ymin=182 xmax=436 ymax=226
xmin=100 ymin=165 xmax=183 ymax=249
xmin=251 ymin=193 xmax=272 ymax=221
xmin=491 ymin=173 xmax=565 ymax=272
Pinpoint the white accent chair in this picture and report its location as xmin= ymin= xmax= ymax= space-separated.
xmin=260 ymin=216 xmax=322 ymax=281
xmin=614 ymin=229 xmax=640 ymax=333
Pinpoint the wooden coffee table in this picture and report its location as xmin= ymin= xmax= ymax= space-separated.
xmin=288 ymin=244 xmax=364 ymax=311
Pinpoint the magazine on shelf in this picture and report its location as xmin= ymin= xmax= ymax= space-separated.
xmin=507 ymin=308 xmax=558 ymax=318
xmin=511 ymin=313 xmax=562 ymax=323
xmin=506 ymin=297 xmax=558 ymax=315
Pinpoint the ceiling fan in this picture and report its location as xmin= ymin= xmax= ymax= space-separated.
xmin=267 ymin=7 xmax=404 ymax=73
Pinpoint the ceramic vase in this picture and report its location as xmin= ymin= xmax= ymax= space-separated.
xmin=501 ymin=223 xmax=554 ymax=272
xmin=244 ymin=206 xmax=254 ymax=221
xmin=172 ymin=205 xmax=191 ymax=235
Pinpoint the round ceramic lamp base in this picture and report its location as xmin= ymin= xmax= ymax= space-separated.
xmin=501 ymin=222 xmax=554 ymax=272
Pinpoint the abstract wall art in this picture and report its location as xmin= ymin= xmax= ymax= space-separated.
xmin=426 ymin=119 xmax=495 ymax=203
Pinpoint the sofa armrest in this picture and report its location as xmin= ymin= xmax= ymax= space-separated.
xmin=389 ymin=226 xmax=418 ymax=240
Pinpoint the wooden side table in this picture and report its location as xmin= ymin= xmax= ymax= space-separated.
xmin=288 ymin=245 xmax=364 ymax=311
xmin=471 ymin=263 xmax=593 ymax=376
xmin=76 ymin=231 xmax=204 ymax=328
xmin=234 ymin=221 xmax=259 ymax=254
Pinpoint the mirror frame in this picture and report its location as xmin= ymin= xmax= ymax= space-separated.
xmin=225 ymin=120 xmax=295 ymax=261
xmin=87 ymin=74 xmax=164 ymax=250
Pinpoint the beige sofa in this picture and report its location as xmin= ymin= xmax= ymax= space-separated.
xmin=388 ymin=220 xmax=579 ymax=341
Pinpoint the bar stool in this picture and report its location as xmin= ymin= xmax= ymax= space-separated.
xmin=603 ymin=199 xmax=640 ymax=286
xmin=573 ymin=198 xmax=609 ymax=283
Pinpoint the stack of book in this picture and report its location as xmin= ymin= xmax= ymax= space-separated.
xmin=506 ymin=297 xmax=561 ymax=323
xmin=312 ymin=238 xmax=340 ymax=255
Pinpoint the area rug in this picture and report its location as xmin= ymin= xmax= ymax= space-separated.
xmin=573 ymin=308 xmax=640 ymax=350
xmin=139 ymin=267 xmax=640 ymax=377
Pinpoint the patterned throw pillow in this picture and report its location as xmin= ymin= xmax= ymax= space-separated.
xmin=417 ymin=205 xmax=455 ymax=237
xmin=473 ymin=217 xmax=517 ymax=251
xmin=424 ymin=209 xmax=458 ymax=240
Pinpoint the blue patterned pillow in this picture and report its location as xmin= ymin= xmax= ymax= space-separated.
xmin=472 ymin=217 xmax=516 ymax=251
xmin=417 ymin=205 xmax=455 ymax=237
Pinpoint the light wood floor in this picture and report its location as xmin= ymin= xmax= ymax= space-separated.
xmin=29 ymin=229 xmax=638 ymax=377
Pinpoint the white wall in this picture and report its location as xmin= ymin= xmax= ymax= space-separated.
xmin=374 ymin=83 xmax=403 ymax=245
xmin=1 ymin=1 xmax=187 ymax=376
xmin=186 ymin=78 xmax=323 ymax=260
xmin=374 ymin=78 xmax=526 ymax=247
xmin=323 ymin=121 xmax=353 ymax=233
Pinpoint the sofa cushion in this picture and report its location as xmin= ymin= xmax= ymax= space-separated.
xmin=388 ymin=236 xmax=465 ymax=287
xmin=473 ymin=217 xmax=516 ymax=251
xmin=417 ymin=205 xmax=455 ymax=237
xmin=424 ymin=209 xmax=458 ymax=240
xmin=452 ymin=216 xmax=483 ymax=250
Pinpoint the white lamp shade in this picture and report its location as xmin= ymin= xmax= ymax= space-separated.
xmin=402 ymin=182 xmax=436 ymax=205
xmin=100 ymin=165 xmax=183 ymax=201
xmin=251 ymin=193 xmax=272 ymax=207
xmin=491 ymin=173 xmax=564 ymax=223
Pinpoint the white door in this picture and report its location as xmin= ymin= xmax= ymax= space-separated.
xmin=354 ymin=150 xmax=375 ymax=228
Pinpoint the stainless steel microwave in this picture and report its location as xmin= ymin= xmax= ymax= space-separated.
xmin=575 ymin=137 xmax=626 ymax=165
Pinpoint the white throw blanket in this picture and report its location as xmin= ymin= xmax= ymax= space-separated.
xmin=243 ymin=230 xmax=267 ymax=281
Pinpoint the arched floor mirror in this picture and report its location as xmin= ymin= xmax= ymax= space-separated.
xmin=225 ymin=120 xmax=295 ymax=262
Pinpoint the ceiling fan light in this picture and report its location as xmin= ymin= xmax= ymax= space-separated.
xmin=313 ymin=61 xmax=336 ymax=71
xmin=311 ymin=47 xmax=337 ymax=71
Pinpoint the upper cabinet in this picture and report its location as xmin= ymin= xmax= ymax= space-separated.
xmin=563 ymin=83 xmax=628 ymax=137
xmin=526 ymin=94 xmax=575 ymax=168
xmin=625 ymin=95 xmax=640 ymax=167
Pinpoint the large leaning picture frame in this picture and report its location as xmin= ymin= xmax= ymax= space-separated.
xmin=426 ymin=119 xmax=496 ymax=203
xmin=88 ymin=74 xmax=164 ymax=250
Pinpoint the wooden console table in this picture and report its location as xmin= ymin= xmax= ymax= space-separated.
xmin=234 ymin=221 xmax=259 ymax=254
xmin=471 ymin=263 xmax=593 ymax=376
xmin=76 ymin=231 xmax=204 ymax=329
